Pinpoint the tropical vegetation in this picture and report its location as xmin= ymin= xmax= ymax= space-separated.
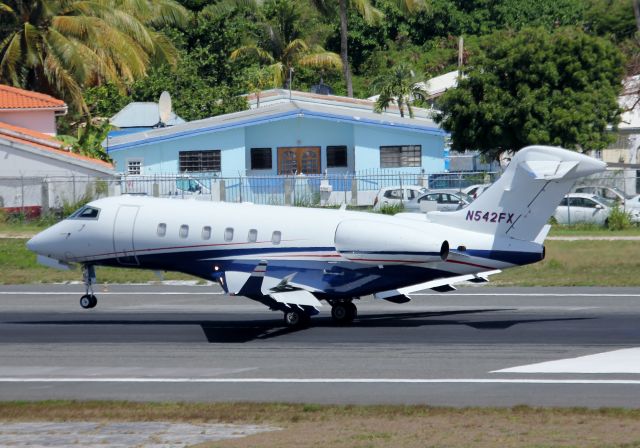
xmin=0 ymin=0 xmax=636 ymax=160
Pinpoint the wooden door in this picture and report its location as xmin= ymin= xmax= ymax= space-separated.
xmin=277 ymin=147 xmax=321 ymax=174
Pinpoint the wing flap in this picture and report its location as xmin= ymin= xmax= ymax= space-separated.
xmin=270 ymin=290 xmax=323 ymax=307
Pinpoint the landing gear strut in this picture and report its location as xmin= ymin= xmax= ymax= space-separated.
xmin=80 ymin=264 xmax=97 ymax=309
xmin=330 ymin=299 xmax=357 ymax=325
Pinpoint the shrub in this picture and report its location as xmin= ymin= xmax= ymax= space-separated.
xmin=607 ymin=204 xmax=632 ymax=230
xmin=378 ymin=203 xmax=404 ymax=215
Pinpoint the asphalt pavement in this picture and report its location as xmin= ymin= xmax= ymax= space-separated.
xmin=1 ymin=284 xmax=640 ymax=407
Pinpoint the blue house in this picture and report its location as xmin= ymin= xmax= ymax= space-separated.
xmin=106 ymin=90 xmax=448 ymax=178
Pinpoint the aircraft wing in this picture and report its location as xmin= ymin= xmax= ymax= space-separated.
xmin=224 ymin=262 xmax=322 ymax=308
xmin=374 ymin=270 xmax=502 ymax=303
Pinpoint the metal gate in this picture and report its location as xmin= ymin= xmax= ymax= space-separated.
xmin=113 ymin=205 xmax=139 ymax=266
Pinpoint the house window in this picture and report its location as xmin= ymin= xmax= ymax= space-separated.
xmin=127 ymin=159 xmax=142 ymax=175
xmin=248 ymin=229 xmax=258 ymax=242
xmin=224 ymin=227 xmax=234 ymax=242
xmin=202 ymin=226 xmax=211 ymax=240
xmin=179 ymin=150 xmax=221 ymax=172
xmin=251 ymin=148 xmax=272 ymax=170
xmin=271 ymin=231 xmax=281 ymax=245
xmin=380 ymin=145 xmax=421 ymax=168
xmin=179 ymin=225 xmax=189 ymax=238
xmin=327 ymin=146 xmax=348 ymax=168
xmin=157 ymin=223 xmax=167 ymax=237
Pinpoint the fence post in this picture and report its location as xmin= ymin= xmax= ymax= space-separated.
xmin=284 ymin=177 xmax=292 ymax=205
xmin=220 ymin=179 xmax=226 ymax=202
xmin=20 ymin=175 xmax=24 ymax=215
xmin=41 ymin=178 xmax=49 ymax=216
xmin=350 ymin=175 xmax=358 ymax=206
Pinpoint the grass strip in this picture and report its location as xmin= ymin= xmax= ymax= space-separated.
xmin=1 ymin=401 xmax=640 ymax=447
xmin=3 ymin=237 xmax=640 ymax=286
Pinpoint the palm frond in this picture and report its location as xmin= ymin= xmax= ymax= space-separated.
xmin=42 ymin=52 xmax=87 ymax=113
xmin=389 ymin=0 xmax=427 ymax=14
xmin=148 ymin=30 xmax=179 ymax=67
xmin=0 ymin=32 xmax=23 ymax=85
xmin=282 ymin=38 xmax=308 ymax=63
xmin=297 ymin=51 xmax=342 ymax=70
xmin=349 ymin=0 xmax=383 ymax=24
xmin=0 ymin=2 xmax=14 ymax=14
xmin=148 ymin=0 xmax=190 ymax=28
xmin=230 ymin=45 xmax=275 ymax=63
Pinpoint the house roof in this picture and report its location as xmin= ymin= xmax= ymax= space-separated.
xmin=247 ymin=89 xmax=436 ymax=120
xmin=0 ymin=121 xmax=114 ymax=173
xmin=110 ymin=102 xmax=185 ymax=128
xmin=106 ymin=100 xmax=446 ymax=152
xmin=0 ymin=85 xmax=67 ymax=112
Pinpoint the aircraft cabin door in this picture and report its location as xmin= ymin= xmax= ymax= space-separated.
xmin=113 ymin=205 xmax=140 ymax=266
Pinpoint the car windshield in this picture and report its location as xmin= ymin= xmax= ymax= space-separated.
xmin=611 ymin=187 xmax=633 ymax=200
xmin=594 ymin=196 xmax=615 ymax=207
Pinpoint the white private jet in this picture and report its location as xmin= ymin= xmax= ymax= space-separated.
xmin=27 ymin=146 xmax=605 ymax=327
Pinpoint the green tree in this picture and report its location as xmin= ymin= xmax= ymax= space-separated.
xmin=230 ymin=0 xmax=342 ymax=87
xmin=436 ymin=27 xmax=624 ymax=160
xmin=373 ymin=64 xmax=426 ymax=117
xmin=0 ymin=0 xmax=189 ymax=112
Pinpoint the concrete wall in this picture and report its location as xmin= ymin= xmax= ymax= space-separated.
xmin=0 ymin=143 xmax=115 ymax=209
xmin=0 ymin=110 xmax=58 ymax=135
xmin=353 ymin=125 xmax=445 ymax=173
xmin=244 ymin=117 xmax=355 ymax=175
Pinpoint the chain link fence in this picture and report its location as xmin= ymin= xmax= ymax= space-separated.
xmin=2 ymin=168 xmax=637 ymax=218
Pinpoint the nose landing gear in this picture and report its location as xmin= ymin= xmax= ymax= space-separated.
xmin=80 ymin=264 xmax=97 ymax=309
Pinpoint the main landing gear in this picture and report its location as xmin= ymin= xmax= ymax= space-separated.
xmin=329 ymin=299 xmax=357 ymax=325
xmin=80 ymin=264 xmax=97 ymax=309
xmin=283 ymin=308 xmax=311 ymax=328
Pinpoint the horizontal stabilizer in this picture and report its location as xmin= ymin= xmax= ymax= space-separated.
xmin=270 ymin=290 xmax=323 ymax=307
xmin=520 ymin=160 xmax=578 ymax=180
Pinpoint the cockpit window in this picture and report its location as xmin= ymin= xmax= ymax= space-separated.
xmin=68 ymin=206 xmax=100 ymax=220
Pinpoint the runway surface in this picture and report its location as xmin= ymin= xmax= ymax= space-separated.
xmin=1 ymin=284 xmax=640 ymax=407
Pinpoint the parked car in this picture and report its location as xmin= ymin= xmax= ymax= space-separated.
xmin=462 ymin=183 xmax=491 ymax=199
xmin=404 ymin=189 xmax=474 ymax=212
xmin=554 ymin=193 xmax=640 ymax=225
xmin=573 ymin=186 xmax=640 ymax=210
xmin=372 ymin=185 xmax=428 ymax=210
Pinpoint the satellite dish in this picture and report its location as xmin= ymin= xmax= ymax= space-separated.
xmin=158 ymin=91 xmax=172 ymax=126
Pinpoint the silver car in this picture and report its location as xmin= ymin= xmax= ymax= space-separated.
xmin=404 ymin=189 xmax=474 ymax=212
xmin=554 ymin=193 xmax=640 ymax=225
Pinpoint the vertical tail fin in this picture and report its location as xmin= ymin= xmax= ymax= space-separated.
xmin=428 ymin=146 xmax=606 ymax=242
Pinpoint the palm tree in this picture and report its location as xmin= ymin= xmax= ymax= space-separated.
xmin=373 ymin=64 xmax=427 ymax=118
xmin=0 ymin=0 xmax=189 ymax=112
xmin=229 ymin=0 xmax=342 ymax=89
xmin=313 ymin=0 xmax=426 ymax=97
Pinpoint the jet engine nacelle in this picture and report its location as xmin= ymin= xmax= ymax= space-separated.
xmin=334 ymin=219 xmax=449 ymax=265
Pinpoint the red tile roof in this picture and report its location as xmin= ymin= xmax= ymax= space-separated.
xmin=0 ymin=121 xmax=113 ymax=170
xmin=0 ymin=84 xmax=67 ymax=111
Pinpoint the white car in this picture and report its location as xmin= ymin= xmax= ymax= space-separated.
xmin=404 ymin=189 xmax=474 ymax=212
xmin=372 ymin=185 xmax=427 ymax=210
xmin=554 ymin=193 xmax=640 ymax=225
xmin=573 ymin=186 xmax=640 ymax=210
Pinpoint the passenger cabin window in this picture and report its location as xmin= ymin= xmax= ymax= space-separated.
xmin=157 ymin=223 xmax=167 ymax=237
xmin=248 ymin=229 xmax=258 ymax=242
xmin=179 ymin=225 xmax=189 ymax=238
xmin=202 ymin=226 xmax=211 ymax=240
xmin=272 ymin=231 xmax=281 ymax=245
xmin=224 ymin=227 xmax=234 ymax=242
xmin=68 ymin=206 xmax=100 ymax=220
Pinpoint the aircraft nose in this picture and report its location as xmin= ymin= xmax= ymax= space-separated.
xmin=26 ymin=232 xmax=45 ymax=254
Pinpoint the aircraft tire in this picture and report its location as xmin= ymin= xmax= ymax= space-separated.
xmin=331 ymin=303 xmax=356 ymax=324
xmin=284 ymin=309 xmax=310 ymax=328
xmin=89 ymin=295 xmax=98 ymax=308
xmin=80 ymin=295 xmax=93 ymax=309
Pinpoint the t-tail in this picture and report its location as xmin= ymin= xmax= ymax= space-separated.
xmin=428 ymin=146 xmax=607 ymax=242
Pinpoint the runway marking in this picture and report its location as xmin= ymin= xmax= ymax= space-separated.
xmin=494 ymin=347 xmax=640 ymax=374
xmin=1 ymin=378 xmax=640 ymax=385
